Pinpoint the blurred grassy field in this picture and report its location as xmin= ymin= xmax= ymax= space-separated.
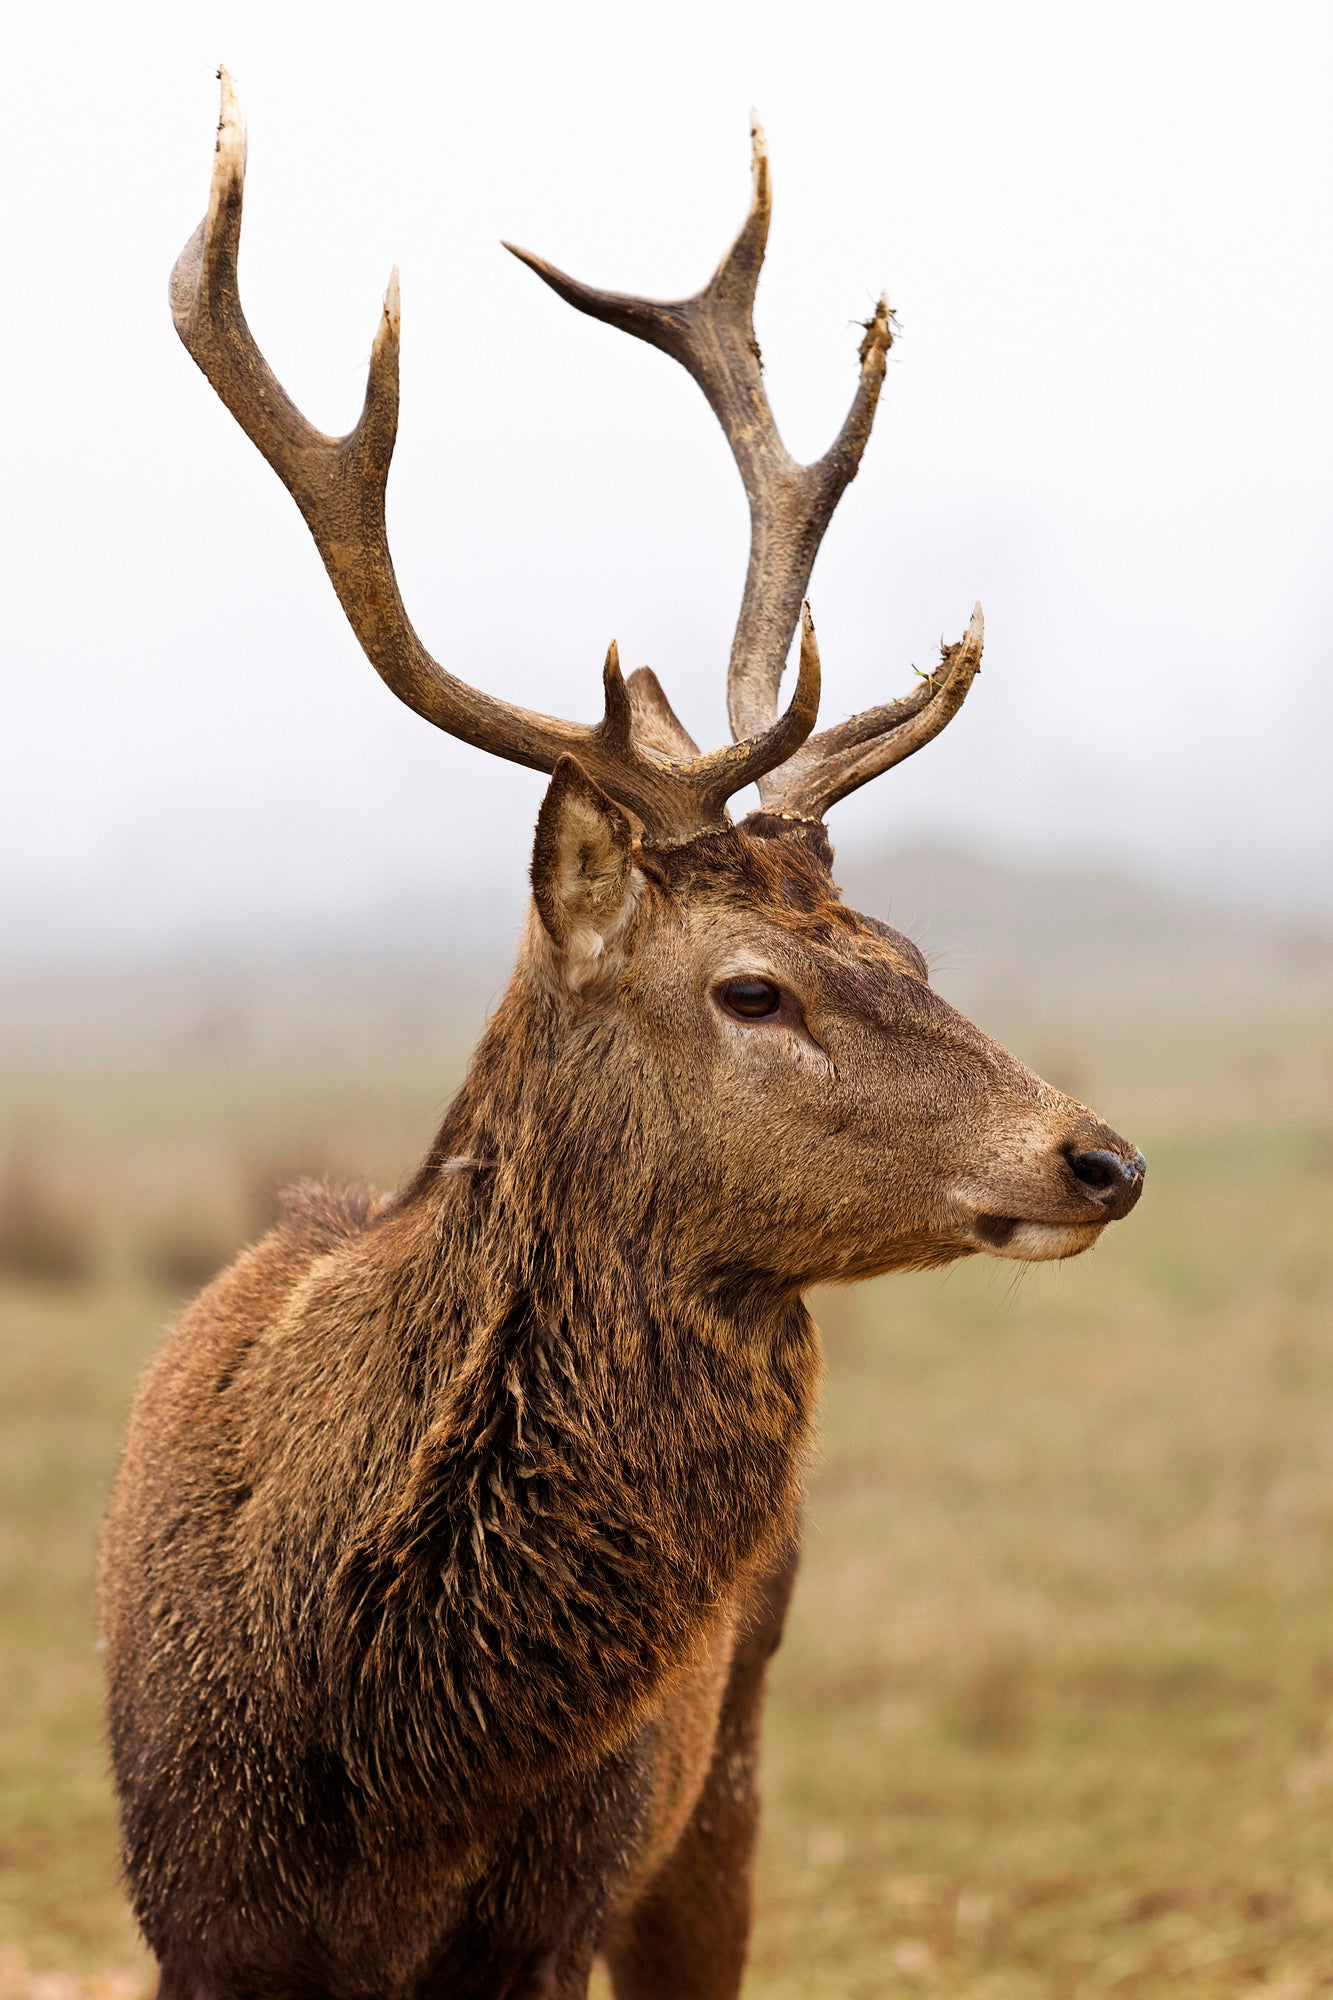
xmin=2 ymin=995 xmax=1332 ymax=1996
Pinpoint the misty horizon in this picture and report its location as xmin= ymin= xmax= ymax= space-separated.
xmin=2 ymin=2 xmax=1330 ymax=966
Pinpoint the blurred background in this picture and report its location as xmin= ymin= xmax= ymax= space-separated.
xmin=2 ymin=2 xmax=1332 ymax=1994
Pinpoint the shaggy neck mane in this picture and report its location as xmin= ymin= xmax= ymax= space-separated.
xmin=322 ymin=932 xmax=822 ymax=1837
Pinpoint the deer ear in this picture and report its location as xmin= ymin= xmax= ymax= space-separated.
xmin=531 ymin=757 xmax=638 ymax=965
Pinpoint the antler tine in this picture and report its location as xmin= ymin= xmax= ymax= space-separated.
xmin=761 ymin=605 xmax=985 ymax=822
xmin=170 ymin=73 xmax=820 ymax=846
xmin=170 ymin=73 xmax=574 ymax=769
xmin=591 ymin=622 xmax=820 ymax=830
xmin=506 ymin=119 xmax=893 ymax=750
xmin=692 ymin=603 xmax=822 ymax=818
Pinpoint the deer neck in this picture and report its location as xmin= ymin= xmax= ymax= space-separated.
xmin=344 ymin=976 xmax=819 ymax=1810
xmin=401 ymin=969 xmax=820 ymax=1428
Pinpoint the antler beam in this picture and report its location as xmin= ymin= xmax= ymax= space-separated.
xmin=168 ymin=73 xmax=820 ymax=844
xmin=506 ymin=120 xmax=891 ymax=754
xmin=174 ymin=76 xmax=981 ymax=839
xmin=509 ymin=123 xmax=984 ymax=819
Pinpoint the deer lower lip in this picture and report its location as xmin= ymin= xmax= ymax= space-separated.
xmin=965 ymin=1214 xmax=1108 ymax=1264
xmin=970 ymin=1211 xmax=1106 ymax=1249
xmin=971 ymin=1214 xmax=1020 ymax=1249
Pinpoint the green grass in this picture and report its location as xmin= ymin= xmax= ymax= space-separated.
xmin=2 ymin=1007 xmax=1332 ymax=1995
xmin=752 ymin=1119 xmax=1333 ymax=1997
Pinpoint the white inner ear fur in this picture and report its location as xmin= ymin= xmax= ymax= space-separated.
xmin=545 ymin=790 xmax=644 ymax=993
xmin=561 ymin=900 xmax=641 ymax=991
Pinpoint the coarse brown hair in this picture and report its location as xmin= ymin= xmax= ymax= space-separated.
xmin=97 ymin=79 xmax=1145 ymax=1999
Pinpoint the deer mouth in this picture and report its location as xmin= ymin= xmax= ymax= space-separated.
xmin=967 ymin=1213 xmax=1107 ymax=1262
xmin=956 ymin=1138 xmax=1145 ymax=1263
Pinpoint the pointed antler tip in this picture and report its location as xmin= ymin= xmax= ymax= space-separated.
xmin=375 ymin=267 xmax=401 ymax=348
xmin=216 ymin=65 xmax=239 ymax=120
xmin=598 ymin=639 xmax=635 ymax=749
xmin=503 ymin=241 xmax=567 ymax=293
xmin=794 ymin=607 xmax=822 ymax=713
xmin=745 ymin=114 xmax=770 ymax=209
xmin=212 ymin=66 xmax=246 ymax=178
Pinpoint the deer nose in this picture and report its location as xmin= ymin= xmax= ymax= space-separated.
xmin=1065 ymin=1146 xmax=1146 ymax=1221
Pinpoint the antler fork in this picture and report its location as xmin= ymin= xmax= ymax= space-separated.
xmin=169 ymin=73 xmax=819 ymax=845
xmin=173 ymin=75 xmax=980 ymax=839
xmin=510 ymin=119 xmax=984 ymax=823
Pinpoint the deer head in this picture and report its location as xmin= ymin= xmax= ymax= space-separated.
xmin=171 ymin=73 xmax=1144 ymax=1280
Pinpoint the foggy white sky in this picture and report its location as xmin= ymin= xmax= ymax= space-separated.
xmin=2 ymin=0 xmax=1330 ymax=961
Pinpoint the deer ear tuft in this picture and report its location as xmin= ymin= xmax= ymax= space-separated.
xmin=531 ymin=758 xmax=637 ymax=970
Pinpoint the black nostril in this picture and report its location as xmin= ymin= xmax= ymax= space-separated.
xmin=1066 ymin=1147 xmax=1146 ymax=1220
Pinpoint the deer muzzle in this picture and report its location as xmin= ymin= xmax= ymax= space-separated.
xmin=954 ymin=1120 xmax=1146 ymax=1263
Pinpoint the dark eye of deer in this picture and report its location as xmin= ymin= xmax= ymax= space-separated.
xmin=719 ymin=978 xmax=782 ymax=1020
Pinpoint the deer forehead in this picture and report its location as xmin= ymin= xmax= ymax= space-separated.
xmin=659 ymin=886 xmax=922 ymax=988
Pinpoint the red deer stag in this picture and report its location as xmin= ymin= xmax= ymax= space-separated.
xmin=100 ymin=73 xmax=1145 ymax=2000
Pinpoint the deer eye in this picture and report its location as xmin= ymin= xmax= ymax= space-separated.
xmin=719 ymin=978 xmax=782 ymax=1020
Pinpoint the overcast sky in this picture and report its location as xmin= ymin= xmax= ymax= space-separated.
xmin=2 ymin=0 xmax=1330 ymax=961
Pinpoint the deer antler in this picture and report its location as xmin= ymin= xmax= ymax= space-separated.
xmin=760 ymin=606 xmax=985 ymax=821
xmin=169 ymin=72 xmax=820 ymax=846
xmin=508 ymin=118 xmax=983 ymax=822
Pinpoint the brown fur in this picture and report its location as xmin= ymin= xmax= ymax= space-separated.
xmin=99 ymin=795 xmax=1141 ymax=1998
xmin=143 ymin=89 xmax=1145 ymax=1993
